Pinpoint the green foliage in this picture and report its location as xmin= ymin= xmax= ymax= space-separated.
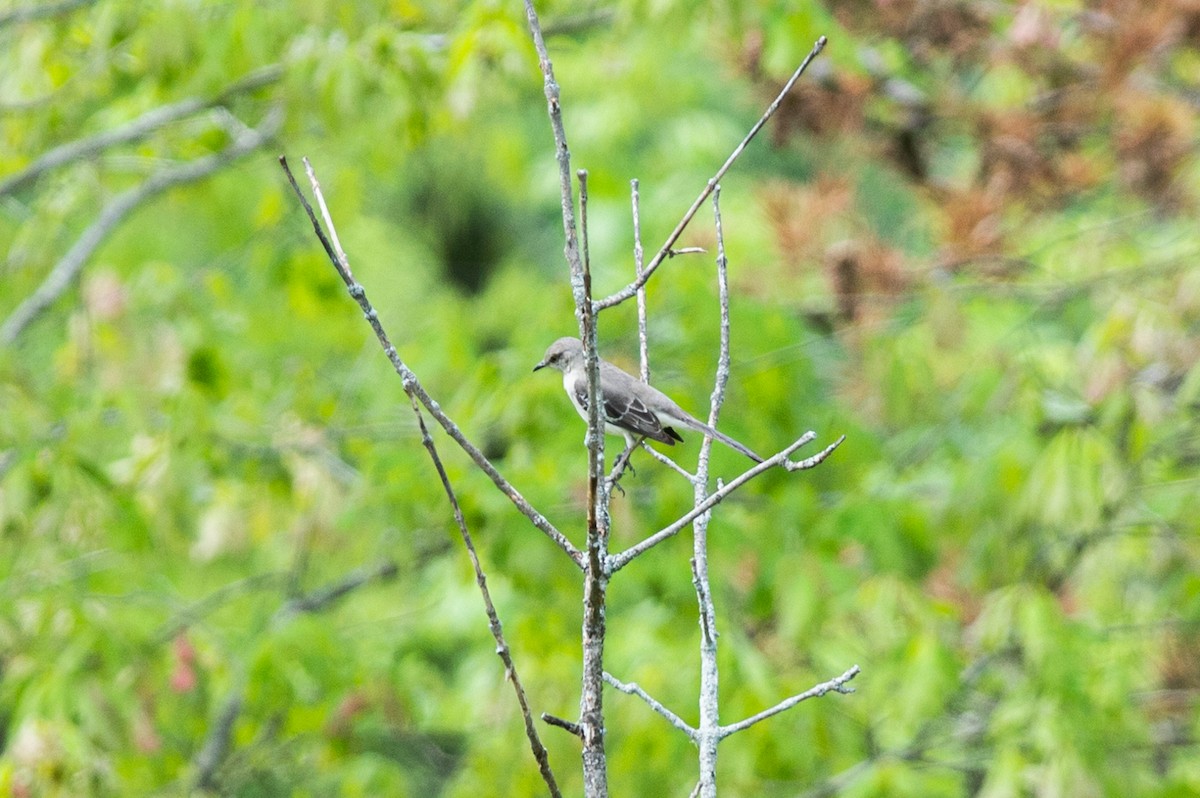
xmin=3 ymin=0 xmax=1200 ymax=795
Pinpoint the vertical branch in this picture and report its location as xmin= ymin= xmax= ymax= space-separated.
xmin=522 ymin=0 xmax=584 ymax=293
xmin=690 ymin=185 xmax=732 ymax=798
xmin=523 ymin=3 xmax=609 ymax=791
xmin=575 ymin=168 xmax=611 ymax=798
xmin=631 ymin=179 xmax=650 ymax=382
xmin=707 ymin=185 xmax=734 ymax=445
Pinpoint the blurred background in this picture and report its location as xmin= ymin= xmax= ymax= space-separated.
xmin=2 ymin=0 xmax=1199 ymax=795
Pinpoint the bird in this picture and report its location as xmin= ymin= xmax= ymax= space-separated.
xmin=533 ymin=336 xmax=763 ymax=462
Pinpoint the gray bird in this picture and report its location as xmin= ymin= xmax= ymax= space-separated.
xmin=533 ymin=336 xmax=763 ymax=462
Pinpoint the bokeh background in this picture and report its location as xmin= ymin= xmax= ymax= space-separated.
xmin=3 ymin=1 xmax=1200 ymax=795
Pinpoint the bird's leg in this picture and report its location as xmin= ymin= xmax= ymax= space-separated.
xmin=606 ymin=435 xmax=643 ymax=492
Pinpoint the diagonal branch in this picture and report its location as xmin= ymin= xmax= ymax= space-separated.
xmin=718 ymin=665 xmax=860 ymax=739
xmin=278 ymin=156 xmax=584 ymax=569
xmin=0 ymin=64 xmax=282 ymax=196
xmin=410 ymin=395 xmax=563 ymax=798
xmin=522 ymin=0 xmax=583 ymax=289
xmin=595 ymin=36 xmax=828 ymax=311
xmin=604 ymin=672 xmax=697 ymax=742
xmin=1 ymin=107 xmax=283 ymax=345
xmin=608 ymin=433 xmax=845 ymax=573
xmin=638 ymin=441 xmax=697 ymax=482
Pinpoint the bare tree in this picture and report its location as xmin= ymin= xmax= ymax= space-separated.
xmin=279 ymin=3 xmax=857 ymax=795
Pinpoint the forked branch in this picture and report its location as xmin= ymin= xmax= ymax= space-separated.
xmin=278 ymin=156 xmax=583 ymax=569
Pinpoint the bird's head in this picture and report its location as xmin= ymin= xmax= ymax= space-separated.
xmin=533 ymin=336 xmax=584 ymax=373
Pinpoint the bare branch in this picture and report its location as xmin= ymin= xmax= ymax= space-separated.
xmin=689 ymin=186 xmax=732 ymax=798
xmin=595 ymin=36 xmax=828 ymax=311
xmin=411 ymin=395 xmax=563 ymax=798
xmin=303 ymin=157 xmax=351 ymax=274
xmin=608 ymin=432 xmax=830 ymax=573
xmin=631 ymin=179 xmax=649 ymax=382
xmin=718 ymin=665 xmax=860 ymax=739
xmin=702 ymin=186 xmax=732 ymax=466
xmin=522 ymin=0 xmax=583 ymax=288
xmin=638 ymin=442 xmax=698 ymax=482
xmin=573 ymin=166 xmax=612 ymax=797
xmin=523 ymin=2 xmax=613 ymax=787
xmin=278 ymin=156 xmax=584 ymax=569
xmin=1 ymin=107 xmax=283 ymax=344
xmin=0 ymin=65 xmax=282 ymax=196
xmin=542 ymin=713 xmax=584 ymax=738
xmin=783 ymin=435 xmax=844 ymax=472
xmin=603 ymin=672 xmax=697 ymax=741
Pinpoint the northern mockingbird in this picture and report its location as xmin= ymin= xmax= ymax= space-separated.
xmin=533 ymin=336 xmax=763 ymax=462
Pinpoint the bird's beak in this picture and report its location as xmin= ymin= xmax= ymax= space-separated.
xmin=533 ymin=359 xmax=548 ymax=373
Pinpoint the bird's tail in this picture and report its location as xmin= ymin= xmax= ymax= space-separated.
xmin=683 ymin=418 xmax=764 ymax=463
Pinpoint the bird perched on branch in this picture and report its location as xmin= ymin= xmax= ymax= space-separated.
xmin=533 ymin=336 xmax=763 ymax=462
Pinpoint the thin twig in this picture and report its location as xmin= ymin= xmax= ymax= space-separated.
xmin=0 ymin=65 xmax=282 ymax=196
xmin=595 ymin=36 xmax=828 ymax=311
xmin=638 ymin=442 xmax=697 ymax=482
xmin=411 ymin=395 xmax=563 ymax=798
xmin=608 ymin=433 xmax=838 ymax=573
xmin=700 ymin=185 xmax=733 ymax=469
xmin=632 ymin=179 xmax=649 ymax=382
xmin=604 ymin=672 xmax=697 ymax=741
xmin=278 ymin=156 xmax=583 ymax=569
xmin=542 ymin=713 xmax=584 ymax=738
xmin=798 ymin=654 xmax=1001 ymax=797
xmin=718 ymin=665 xmax=860 ymax=739
xmin=303 ymin=157 xmax=350 ymax=275
xmin=783 ymin=436 xmax=844 ymax=472
xmin=522 ymin=0 xmax=584 ymax=291
xmin=2 ymin=108 xmax=282 ymax=345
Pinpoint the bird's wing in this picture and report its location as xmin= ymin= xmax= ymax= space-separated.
xmin=572 ymin=376 xmax=677 ymax=445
